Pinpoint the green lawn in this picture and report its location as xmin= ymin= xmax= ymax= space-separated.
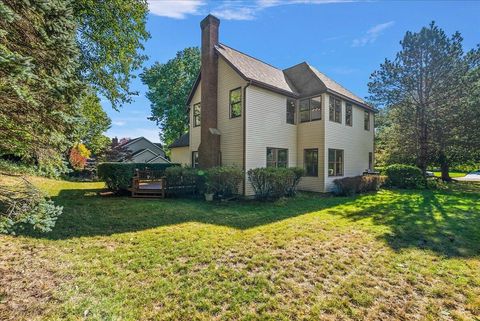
xmin=432 ymin=171 xmax=467 ymax=178
xmin=1 ymin=176 xmax=479 ymax=321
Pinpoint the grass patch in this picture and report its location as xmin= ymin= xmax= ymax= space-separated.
xmin=1 ymin=176 xmax=479 ymax=320
xmin=432 ymin=171 xmax=466 ymax=178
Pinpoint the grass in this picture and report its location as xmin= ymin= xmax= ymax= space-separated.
xmin=432 ymin=171 xmax=467 ymax=178
xmin=1 ymin=176 xmax=479 ymax=321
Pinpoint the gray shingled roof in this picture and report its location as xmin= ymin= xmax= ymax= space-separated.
xmin=169 ymin=132 xmax=189 ymax=148
xmin=307 ymin=64 xmax=368 ymax=105
xmin=215 ymin=44 xmax=298 ymax=96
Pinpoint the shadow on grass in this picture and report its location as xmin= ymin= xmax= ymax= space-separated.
xmin=30 ymin=182 xmax=480 ymax=258
xmin=33 ymin=187 xmax=346 ymax=240
xmin=336 ymin=183 xmax=480 ymax=258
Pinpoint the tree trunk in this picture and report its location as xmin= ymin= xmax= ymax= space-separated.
xmin=439 ymin=151 xmax=452 ymax=182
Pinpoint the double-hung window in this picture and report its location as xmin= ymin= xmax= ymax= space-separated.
xmin=193 ymin=103 xmax=201 ymax=127
xmin=299 ymin=96 xmax=321 ymax=123
xmin=304 ymin=149 xmax=318 ymax=176
xmin=286 ymin=99 xmax=296 ymax=124
xmin=329 ymin=96 xmax=342 ymax=123
xmin=328 ymin=149 xmax=344 ymax=176
xmin=266 ymin=148 xmax=288 ymax=168
xmin=345 ymin=103 xmax=352 ymax=126
xmin=364 ymin=111 xmax=370 ymax=131
xmin=229 ymin=88 xmax=242 ymax=118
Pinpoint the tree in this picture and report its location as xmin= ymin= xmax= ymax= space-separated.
xmin=369 ymin=22 xmax=479 ymax=181
xmin=75 ymin=92 xmax=112 ymax=155
xmin=0 ymin=0 xmax=83 ymax=173
xmin=69 ymin=143 xmax=91 ymax=171
xmin=73 ymin=0 xmax=150 ymax=109
xmin=141 ymin=47 xmax=200 ymax=148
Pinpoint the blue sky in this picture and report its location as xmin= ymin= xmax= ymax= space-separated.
xmin=104 ymin=0 xmax=480 ymax=143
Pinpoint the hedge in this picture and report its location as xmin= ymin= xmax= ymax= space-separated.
xmin=333 ymin=175 xmax=386 ymax=196
xmin=205 ymin=166 xmax=243 ymax=197
xmin=247 ymin=167 xmax=304 ymax=200
xmin=97 ymin=162 xmax=179 ymax=191
xmin=385 ymin=164 xmax=424 ymax=189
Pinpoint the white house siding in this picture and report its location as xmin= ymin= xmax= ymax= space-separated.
xmin=147 ymin=156 xmax=170 ymax=164
xmin=297 ymin=93 xmax=326 ymax=192
xmin=324 ymin=95 xmax=374 ymax=191
xmin=170 ymin=146 xmax=190 ymax=166
xmin=216 ymin=58 xmax=247 ymax=193
xmin=131 ymin=150 xmax=157 ymax=163
xmin=245 ymin=85 xmax=297 ymax=196
xmin=189 ymin=81 xmax=201 ymax=159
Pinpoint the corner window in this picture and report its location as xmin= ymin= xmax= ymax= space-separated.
xmin=192 ymin=151 xmax=199 ymax=168
xmin=328 ymin=149 xmax=344 ymax=176
xmin=299 ymin=96 xmax=322 ymax=123
xmin=364 ymin=111 xmax=370 ymax=130
xmin=286 ymin=99 xmax=296 ymax=124
xmin=329 ymin=96 xmax=342 ymax=123
xmin=229 ymin=87 xmax=242 ymax=118
xmin=304 ymin=149 xmax=318 ymax=177
xmin=193 ymin=103 xmax=201 ymax=127
xmin=345 ymin=103 xmax=352 ymax=126
xmin=266 ymin=148 xmax=288 ymax=168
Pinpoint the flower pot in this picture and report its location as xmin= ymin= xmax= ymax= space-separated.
xmin=204 ymin=193 xmax=214 ymax=201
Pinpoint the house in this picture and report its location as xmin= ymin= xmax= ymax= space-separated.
xmin=169 ymin=14 xmax=375 ymax=195
xmin=117 ymin=136 xmax=170 ymax=164
xmin=168 ymin=133 xmax=190 ymax=165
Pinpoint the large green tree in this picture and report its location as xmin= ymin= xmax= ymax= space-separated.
xmin=0 ymin=0 xmax=83 ymax=173
xmin=369 ymin=22 xmax=479 ymax=180
xmin=73 ymin=0 xmax=149 ymax=109
xmin=141 ymin=47 xmax=200 ymax=148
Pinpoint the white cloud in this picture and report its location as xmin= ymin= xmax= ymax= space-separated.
xmin=112 ymin=120 xmax=126 ymax=126
xmin=148 ymin=0 xmax=205 ymax=19
xmin=352 ymin=21 xmax=395 ymax=47
xmin=212 ymin=0 xmax=354 ymax=21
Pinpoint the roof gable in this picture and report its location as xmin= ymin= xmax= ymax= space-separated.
xmin=169 ymin=132 xmax=189 ymax=148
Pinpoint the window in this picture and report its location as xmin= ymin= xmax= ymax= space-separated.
xmin=286 ymin=98 xmax=296 ymax=124
xmin=304 ymin=149 xmax=318 ymax=177
xmin=299 ymin=96 xmax=322 ymax=123
xmin=345 ymin=103 xmax=352 ymax=126
xmin=193 ymin=103 xmax=201 ymax=127
xmin=329 ymin=96 xmax=342 ymax=123
xmin=266 ymin=148 xmax=288 ymax=168
xmin=368 ymin=152 xmax=373 ymax=170
xmin=192 ymin=151 xmax=199 ymax=168
xmin=364 ymin=111 xmax=370 ymax=130
xmin=328 ymin=149 xmax=344 ymax=176
xmin=229 ymin=87 xmax=242 ymax=118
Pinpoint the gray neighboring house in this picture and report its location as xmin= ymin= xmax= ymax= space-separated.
xmin=118 ymin=137 xmax=170 ymax=164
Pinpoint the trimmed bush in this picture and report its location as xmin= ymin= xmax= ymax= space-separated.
xmin=205 ymin=166 xmax=243 ymax=198
xmin=97 ymin=162 xmax=178 ymax=191
xmin=385 ymin=164 xmax=424 ymax=189
xmin=164 ymin=166 xmax=199 ymax=196
xmin=333 ymin=175 xmax=386 ymax=196
xmin=247 ymin=167 xmax=304 ymax=200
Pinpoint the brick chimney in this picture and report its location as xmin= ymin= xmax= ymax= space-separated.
xmin=198 ymin=14 xmax=221 ymax=169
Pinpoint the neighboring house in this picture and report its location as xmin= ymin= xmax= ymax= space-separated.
xmin=169 ymin=133 xmax=190 ymax=166
xmin=173 ymin=14 xmax=375 ymax=195
xmin=117 ymin=137 xmax=170 ymax=164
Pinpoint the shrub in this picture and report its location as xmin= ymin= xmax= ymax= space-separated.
xmin=165 ymin=166 xmax=199 ymax=196
xmin=97 ymin=162 xmax=178 ymax=191
xmin=0 ymin=176 xmax=63 ymax=234
xmin=247 ymin=167 xmax=304 ymax=200
xmin=205 ymin=166 xmax=243 ymax=198
xmin=385 ymin=164 xmax=424 ymax=189
xmin=333 ymin=175 xmax=386 ymax=196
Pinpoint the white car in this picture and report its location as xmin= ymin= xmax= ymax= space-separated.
xmin=464 ymin=170 xmax=480 ymax=179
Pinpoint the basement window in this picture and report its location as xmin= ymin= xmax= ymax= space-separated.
xmin=230 ymin=87 xmax=242 ymax=118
